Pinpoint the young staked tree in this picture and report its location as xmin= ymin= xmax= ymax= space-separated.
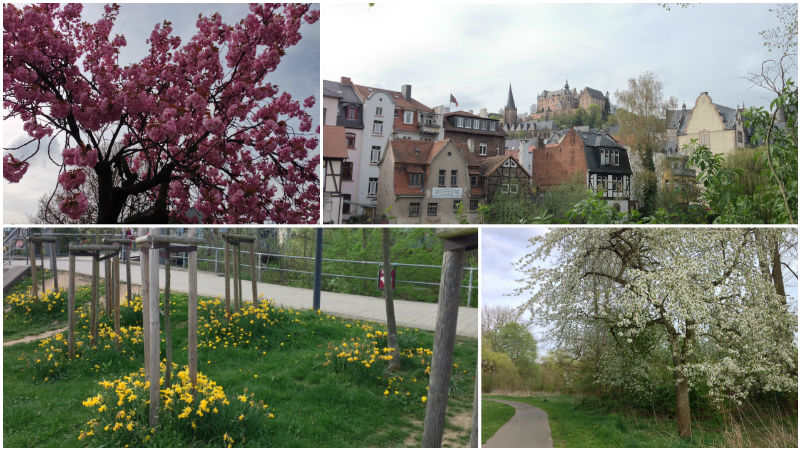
xmin=3 ymin=3 xmax=320 ymax=224
xmin=515 ymin=228 xmax=797 ymax=439
xmin=381 ymin=228 xmax=400 ymax=370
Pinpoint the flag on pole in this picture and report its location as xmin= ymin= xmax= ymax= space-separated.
xmin=449 ymin=94 xmax=458 ymax=107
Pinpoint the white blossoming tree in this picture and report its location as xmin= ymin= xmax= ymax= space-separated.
xmin=515 ymin=228 xmax=797 ymax=439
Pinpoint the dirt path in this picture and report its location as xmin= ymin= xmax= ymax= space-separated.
xmin=483 ymin=399 xmax=553 ymax=448
xmin=3 ymin=326 xmax=68 ymax=346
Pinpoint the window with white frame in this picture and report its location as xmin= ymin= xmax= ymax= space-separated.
xmin=502 ymin=183 xmax=518 ymax=194
xmin=409 ymin=202 xmax=420 ymax=217
xmin=427 ymin=202 xmax=438 ymax=216
xmin=479 ymin=142 xmax=487 ymax=156
xmin=481 ymin=120 xmax=487 ymax=130
xmin=473 ymin=119 xmax=480 ymax=130
xmin=464 ymin=118 xmax=472 ymax=128
xmin=370 ymin=146 xmax=381 ymax=164
xmin=404 ymin=111 xmax=414 ymax=124
xmin=373 ymin=120 xmax=383 ymax=135
xmin=600 ymin=148 xmax=620 ymax=165
xmin=409 ymin=173 xmax=422 ymax=187
xmin=368 ymin=177 xmax=378 ymax=197
xmin=489 ymin=121 xmax=496 ymax=131
xmin=455 ymin=116 xmax=463 ymax=127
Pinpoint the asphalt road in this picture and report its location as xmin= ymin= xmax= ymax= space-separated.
xmin=483 ymin=399 xmax=553 ymax=448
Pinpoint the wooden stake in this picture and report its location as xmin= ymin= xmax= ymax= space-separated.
xmin=91 ymin=253 xmax=99 ymax=348
xmin=164 ymin=254 xmax=172 ymax=385
xmin=250 ymin=243 xmax=258 ymax=307
xmin=114 ymin=255 xmax=121 ymax=351
xmin=68 ymin=253 xmax=76 ymax=359
xmin=224 ymin=241 xmax=231 ymax=318
xmin=140 ymin=227 xmax=150 ymax=375
xmin=147 ymin=230 xmax=161 ymax=428
xmin=188 ymin=229 xmax=199 ymax=394
xmin=105 ymin=258 xmax=112 ymax=314
xmin=421 ymin=246 xmax=466 ymax=448
xmin=30 ymin=239 xmax=39 ymax=301
xmin=233 ymin=244 xmax=240 ymax=312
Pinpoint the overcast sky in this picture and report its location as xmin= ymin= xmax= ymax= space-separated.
xmin=322 ymin=2 xmax=795 ymax=114
xmin=3 ymin=3 xmax=319 ymax=224
xmin=482 ymin=227 xmax=799 ymax=356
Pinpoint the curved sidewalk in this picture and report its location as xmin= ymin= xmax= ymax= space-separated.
xmin=483 ymin=399 xmax=553 ymax=448
xmin=9 ymin=258 xmax=477 ymax=338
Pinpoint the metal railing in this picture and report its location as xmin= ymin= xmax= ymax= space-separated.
xmin=3 ymin=231 xmax=478 ymax=306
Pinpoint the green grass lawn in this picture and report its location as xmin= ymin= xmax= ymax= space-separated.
xmin=486 ymin=394 xmax=729 ymax=447
xmin=3 ymin=271 xmax=85 ymax=342
xmin=4 ymin=289 xmax=477 ymax=447
xmin=481 ymin=399 xmax=515 ymax=444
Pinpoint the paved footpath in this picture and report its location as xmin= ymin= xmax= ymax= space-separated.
xmin=9 ymin=258 xmax=477 ymax=338
xmin=483 ymin=399 xmax=553 ymax=448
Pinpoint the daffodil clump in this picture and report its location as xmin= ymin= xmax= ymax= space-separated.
xmin=25 ymin=306 xmax=144 ymax=381
xmin=324 ymin=324 xmax=438 ymax=405
xmin=78 ymin=364 xmax=275 ymax=447
xmin=4 ymin=287 xmax=71 ymax=322
xmin=197 ymin=297 xmax=293 ymax=350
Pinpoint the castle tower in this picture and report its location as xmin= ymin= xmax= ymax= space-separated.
xmin=504 ymin=84 xmax=518 ymax=125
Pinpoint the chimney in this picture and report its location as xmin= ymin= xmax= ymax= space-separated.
xmin=340 ymin=76 xmax=352 ymax=85
xmin=401 ymin=84 xmax=412 ymax=100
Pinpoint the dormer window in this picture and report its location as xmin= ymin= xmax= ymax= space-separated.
xmin=473 ymin=119 xmax=480 ymax=130
xmin=600 ymin=148 xmax=619 ymax=165
xmin=409 ymin=173 xmax=422 ymax=187
xmin=464 ymin=118 xmax=472 ymax=128
xmin=455 ymin=116 xmax=464 ymax=127
xmin=489 ymin=121 xmax=496 ymax=131
xmin=404 ymin=111 xmax=414 ymax=124
xmin=346 ymin=106 xmax=357 ymax=120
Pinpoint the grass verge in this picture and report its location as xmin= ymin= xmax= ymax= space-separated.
xmin=4 ymin=291 xmax=476 ymax=447
xmin=486 ymin=393 xmax=797 ymax=448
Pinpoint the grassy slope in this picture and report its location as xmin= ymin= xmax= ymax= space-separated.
xmin=3 ymin=293 xmax=477 ymax=447
xmin=481 ymin=399 xmax=515 ymax=444
xmin=487 ymin=394 xmax=728 ymax=448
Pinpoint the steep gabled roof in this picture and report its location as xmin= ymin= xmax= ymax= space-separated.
xmin=352 ymin=84 xmax=433 ymax=113
xmin=581 ymin=87 xmax=606 ymax=100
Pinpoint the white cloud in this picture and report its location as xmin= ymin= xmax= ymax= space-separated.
xmin=322 ymin=3 xmax=794 ymax=112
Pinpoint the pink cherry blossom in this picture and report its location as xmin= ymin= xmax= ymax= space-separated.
xmin=4 ymin=3 xmax=320 ymax=224
xmin=58 ymin=170 xmax=87 ymax=190
xmin=59 ymin=192 xmax=89 ymax=220
xmin=3 ymin=154 xmax=29 ymax=182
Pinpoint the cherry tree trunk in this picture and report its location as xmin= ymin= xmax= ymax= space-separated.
xmin=676 ymin=378 xmax=692 ymax=438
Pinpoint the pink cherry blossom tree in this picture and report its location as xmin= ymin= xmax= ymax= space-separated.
xmin=4 ymin=3 xmax=320 ymax=224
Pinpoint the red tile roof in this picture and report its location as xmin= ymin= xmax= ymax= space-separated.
xmin=323 ymin=125 xmax=348 ymax=159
